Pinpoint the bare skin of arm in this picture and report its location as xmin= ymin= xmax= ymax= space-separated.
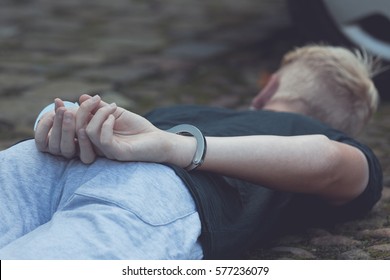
xmin=174 ymin=134 xmax=369 ymax=206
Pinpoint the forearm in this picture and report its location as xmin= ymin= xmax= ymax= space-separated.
xmin=201 ymin=135 xmax=337 ymax=194
xmin=166 ymin=133 xmax=367 ymax=202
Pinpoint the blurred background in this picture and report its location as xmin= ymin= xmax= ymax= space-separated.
xmin=0 ymin=0 xmax=389 ymax=144
xmin=0 ymin=0 xmax=294 ymax=147
xmin=0 ymin=0 xmax=389 ymax=259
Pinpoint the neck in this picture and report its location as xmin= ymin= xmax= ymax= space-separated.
xmin=262 ymin=98 xmax=310 ymax=115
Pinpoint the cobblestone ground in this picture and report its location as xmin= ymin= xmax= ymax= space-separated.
xmin=0 ymin=0 xmax=389 ymax=259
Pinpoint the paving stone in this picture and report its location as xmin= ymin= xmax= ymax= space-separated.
xmin=358 ymin=228 xmax=390 ymax=239
xmin=76 ymin=65 xmax=159 ymax=85
xmin=381 ymin=186 xmax=390 ymax=199
xmin=0 ymin=74 xmax=46 ymax=96
xmin=384 ymin=175 xmax=390 ymax=186
xmin=338 ymin=249 xmax=371 ymax=260
xmin=96 ymin=34 xmax=167 ymax=53
xmin=271 ymin=246 xmax=316 ymax=259
xmin=164 ymin=42 xmax=230 ymax=60
xmin=0 ymin=25 xmax=20 ymax=39
xmin=22 ymin=36 xmax=82 ymax=54
xmin=367 ymin=244 xmax=390 ymax=253
xmin=306 ymin=228 xmax=332 ymax=237
xmin=100 ymin=91 xmax=136 ymax=109
xmin=62 ymin=52 xmax=108 ymax=67
xmin=24 ymin=79 xmax=111 ymax=101
xmin=310 ymin=235 xmax=361 ymax=247
xmin=277 ymin=234 xmax=306 ymax=245
xmin=31 ymin=18 xmax=82 ymax=34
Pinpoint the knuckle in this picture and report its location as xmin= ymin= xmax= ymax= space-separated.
xmin=81 ymin=154 xmax=96 ymax=164
xmin=79 ymin=101 xmax=90 ymax=110
xmin=39 ymin=119 xmax=53 ymax=130
xmin=49 ymin=147 xmax=60 ymax=155
xmin=35 ymin=141 xmax=46 ymax=152
xmin=115 ymin=153 xmax=127 ymax=162
xmin=34 ymin=136 xmax=45 ymax=147
xmin=93 ymin=107 xmax=107 ymax=118
xmin=62 ymin=125 xmax=74 ymax=134
xmin=100 ymin=139 xmax=111 ymax=148
xmin=61 ymin=145 xmax=76 ymax=158
xmin=85 ymin=126 xmax=94 ymax=137
xmin=102 ymin=120 xmax=112 ymax=129
xmin=62 ymin=151 xmax=75 ymax=159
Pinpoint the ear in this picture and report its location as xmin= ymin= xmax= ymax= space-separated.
xmin=250 ymin=74 xmax=279 ymax=110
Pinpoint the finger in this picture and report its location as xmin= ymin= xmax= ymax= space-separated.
xmin=79 ymin=94 xmax=93 ymax=104
xmin=77 ymin=128 xmax=97 ymax=164
xmin=60 ymin=111 xmax=77 ymax=158
xmin=48 ymin=108 xmax=65 ymax=155
xmin=76 ymin=95 xmax=101 ymax=131
xmin=100 ymin=114 xmax=115 ymax=144
xmin=34 ymin=112 xmax=55 ymax=152
xmin=79 ymin=94 xmax=108 ymax=107
xmin=79 ymin=94 xmax=122 ymax=118
xmin=54 ymin=98 xmax=65 ymax=112
xmin=99 ymin=114 xmax=116 ymax=158
xmin=85 ymin=103 xmax=117 ymax=147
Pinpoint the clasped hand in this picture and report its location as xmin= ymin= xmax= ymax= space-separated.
xmin=34 ymin=94 xmax=164 ymax=164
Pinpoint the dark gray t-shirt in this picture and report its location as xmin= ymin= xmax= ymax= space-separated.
xmin=145 ymin=105 xmax=383 ymax=259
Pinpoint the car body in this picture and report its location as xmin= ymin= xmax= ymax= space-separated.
xmin=288 ymin=0 xmax=390 ymax=99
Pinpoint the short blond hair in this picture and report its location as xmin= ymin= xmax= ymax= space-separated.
xmin=274 ymin=45 xmax=380 ymax=136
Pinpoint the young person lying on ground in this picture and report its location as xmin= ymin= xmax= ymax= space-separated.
xmin=0 ymin=45 xmax=383 ymax=259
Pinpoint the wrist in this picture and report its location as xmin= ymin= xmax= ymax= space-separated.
xmin=164 ymin=130 xmax=197 ymax=169
xmin=166 ymin=124 xmax=207 ymax=171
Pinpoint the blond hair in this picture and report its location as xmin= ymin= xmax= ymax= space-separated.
xmin=273 ymin=45 xmax=380 ymax=136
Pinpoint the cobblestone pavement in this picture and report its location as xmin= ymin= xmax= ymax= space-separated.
xmin=0 ymin=0 xmax=389 ymax=259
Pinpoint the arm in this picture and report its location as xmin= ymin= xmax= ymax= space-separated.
xmin=172 ymin=134 xmax=369 ymax=206
xmin=77 ymin=97 xmax=369 ymax=206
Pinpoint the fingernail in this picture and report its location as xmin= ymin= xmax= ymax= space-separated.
xmin=110 ymin=102 xmax=117 ymax=108
xmin=92 ymin=95 xmax=100 ymax=101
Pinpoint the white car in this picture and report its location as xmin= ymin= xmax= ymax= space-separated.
xmin=289 ymin=0 xmax=390 ymax=98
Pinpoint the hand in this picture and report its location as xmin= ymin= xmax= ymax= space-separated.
xmin=77 ymin=94 xmax=168 ymax=163
xmin=35 ymin=94 xmax=178 ymax=165
xmin=34 ymin=97 xmax=103 ymax=163
xmin=34 ymin=98 xmax=79 ymax=158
